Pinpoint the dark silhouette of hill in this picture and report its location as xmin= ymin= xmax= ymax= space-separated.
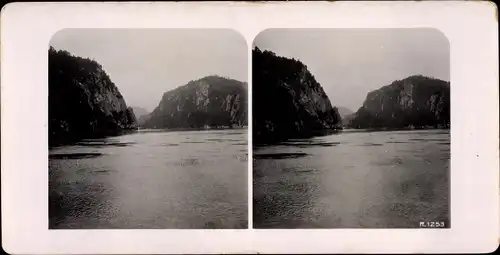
xmin=252 ymin=47 xmax=342 ymax=144
xmin=49 ymin=47 xmax=137 ymax=146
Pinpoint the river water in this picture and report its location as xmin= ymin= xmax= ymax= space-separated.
xmin=253 ymin=129 xmax=450 ymax=228
xmin=49 ymin=129 xmax=248 ymax=229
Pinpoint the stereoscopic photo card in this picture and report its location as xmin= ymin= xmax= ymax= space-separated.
xmin=1 ymin=1 xmax=498 ymax=254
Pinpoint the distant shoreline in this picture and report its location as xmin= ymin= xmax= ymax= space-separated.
xmin=253 ymin=128 xmax=343 ymax=146
xmin=253 ymin=126 xmax=449 ymax=147
xmin=49 ymin=126 xmax=247 ymax=148
xmin=138 ymin=126 xmax=248 ymax=132
xmin=344 ymin=126 xmax=450 ymax=132
xmin=49 ymin=128 xmax=138 ymax=148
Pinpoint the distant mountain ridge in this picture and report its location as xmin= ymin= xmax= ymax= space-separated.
xmin=132 ymin=107 xmax=149 ymax=118
xmin=132 ymin=107 xmax=150 ymax=126
xmin=142 ymin=75 xmax=247 ymax=129
xmin=252 ymin=47 xmax=342 ymax=144
xmin=49 ymin=47 xmax=137 ymax=146
xmin=337 ymin=106 xmax=354 ymax=118
xmin=349 ymin=75 xmax=450 ymax=129
xmin=337 ymin=106 xmax=354 ymax=126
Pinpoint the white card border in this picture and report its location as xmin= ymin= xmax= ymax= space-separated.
xmin=1 ymin=1 xmax=499 ymax=254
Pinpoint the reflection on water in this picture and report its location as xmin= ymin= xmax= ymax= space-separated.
xmin=49 ymin=129 xmax=248 ymax=229
xmin=253 ymin=129 xmax=450 ymax=228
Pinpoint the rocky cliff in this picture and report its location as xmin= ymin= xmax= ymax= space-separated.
xmin=349 ymin=75 xmax=450 ymax=129
xmin=142 ymin=75 xmax=247 ymax=129
xmin=49 ymin=47 xmax=137 ymax=146
xmin=252 ymin=47 xmax=342 ymax=144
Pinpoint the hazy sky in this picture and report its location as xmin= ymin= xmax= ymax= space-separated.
xmin=50 ymin=29 xmax=248 ymax=112
xmin=254 ymin=28 xmax=450 ymax=111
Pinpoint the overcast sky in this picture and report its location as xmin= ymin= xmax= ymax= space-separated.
xmin=254 ymin=28 xmax=450 ymax=111
xmin=50 ymin=29 xmax=248 ymax=112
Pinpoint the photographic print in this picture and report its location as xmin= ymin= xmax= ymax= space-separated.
xmin=253 ymin=28 xmax=450 ymax=228
xmin=48 ymin=29 xmax=248 ymax=229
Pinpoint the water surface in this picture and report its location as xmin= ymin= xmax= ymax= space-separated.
xmin=253 ymin=129 xmax=450 ymax=228
xmin=49 ymin=129 xmax=248 ymax=229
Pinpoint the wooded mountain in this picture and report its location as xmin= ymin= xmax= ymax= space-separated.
xmin=252 ymin=47 xmax=342 ymax=144
xmin=142 ymin=75 xmax=247 ymax=129
xmin=49 ymin=47 xmax=137 ymax=146
xmin=349 ymin=75 xmax=450 ymax=129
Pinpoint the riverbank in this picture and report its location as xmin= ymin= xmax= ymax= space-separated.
xmin=253 ymin=128 xmax=343 ymax=146
xmin=137 ymin=126 xmax=247 ymax=133
xmin=49 ymin=128 xmax=139 ymax=148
